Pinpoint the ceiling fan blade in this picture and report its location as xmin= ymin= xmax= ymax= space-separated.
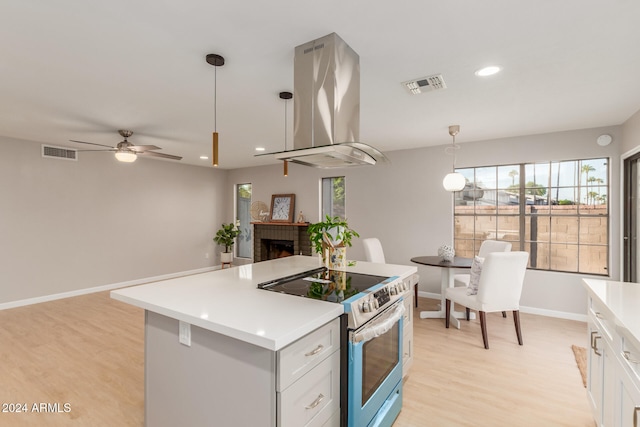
xmin=130 ymin=145 xmax=161 ymax=152
xmin=69 ymin=140 xmax=115 ymax=149
xmin=139 ymin=151 xmax=182 ymax=161
xmin=75 ymin=149 xmax=117 ymax=152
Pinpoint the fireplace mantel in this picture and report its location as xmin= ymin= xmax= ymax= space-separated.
xmin=253 ymin=223 xmax=312 ymax=262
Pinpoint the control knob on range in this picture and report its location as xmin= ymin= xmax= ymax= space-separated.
xmin=389 ymin=284 xmax=398 ymax=295
xmin=372 ymin=298 xmax=379 ymax=310
xmin=362 ymin=300 xmax=371 ymax=313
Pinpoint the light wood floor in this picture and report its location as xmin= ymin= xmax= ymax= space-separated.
xmin=0 ymin=292 xmax=594 ymax=426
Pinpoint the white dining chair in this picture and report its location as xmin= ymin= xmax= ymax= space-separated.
xmin=444 ymin=251 xmax=529 ymax=349
xmin=362 ymin=238 xmax=418 ymax=307
xmin=362 ymin=237 xmax=386 ymax=263
xmin=453 ymin=240 xmax=512 ymax=287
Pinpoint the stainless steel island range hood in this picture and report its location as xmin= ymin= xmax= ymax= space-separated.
xmin=269 ymin=33 xmax=388 ymax=168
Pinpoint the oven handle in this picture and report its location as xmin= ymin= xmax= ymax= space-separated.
xmin=352 ymin=302 xmax=405 ymax=344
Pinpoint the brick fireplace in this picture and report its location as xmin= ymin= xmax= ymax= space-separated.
xmin=252 ymin=222 xmax=312 ymax=262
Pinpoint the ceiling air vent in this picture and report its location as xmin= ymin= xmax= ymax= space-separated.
xmin=402 ymin=74 xmax=447 ymax=95
xmin=42 ymin=145 xmax=78 ymax=161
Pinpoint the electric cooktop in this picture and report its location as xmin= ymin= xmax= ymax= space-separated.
xmin=257 ymin=267 xmax=389 ymax=304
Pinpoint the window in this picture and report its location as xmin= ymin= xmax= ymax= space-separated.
xmin=236 ymin=183 xmax=252 ymax=258
xmin=454 ymin=158 xmax=609 ymax=275
xmin=322 ymin=177 xmax=345 ymax=219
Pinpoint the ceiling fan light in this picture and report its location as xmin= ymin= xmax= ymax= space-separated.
xmin=115 ymin=151 xmax=137 ymax=163
xmin=443 ymin=172 xmax=465 ymax=192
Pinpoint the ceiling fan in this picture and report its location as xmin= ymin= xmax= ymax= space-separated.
xmin=70 ymin=130 xmax=182 ymax=163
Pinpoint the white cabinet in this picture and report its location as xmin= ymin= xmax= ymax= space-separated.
xmin=583 ymin=280 xmax=640 ymax=427
xmin=402 ymin=288 xmax=414 ymax=377
xmin=618 ymin=332 xmax=640 ymax=427
xmin=401 ymin=274 xmax=418 ymax=378
xmin=588 ymin=320 xmax=615 ymax=426
xmin=277 ymin=318 xmax=341 ymax=427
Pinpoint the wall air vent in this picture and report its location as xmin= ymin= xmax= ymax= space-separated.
xmin=42 ymin=145 xmax=78 ymax=161
xmin=402 ymin=74 xmax=447 ymax=95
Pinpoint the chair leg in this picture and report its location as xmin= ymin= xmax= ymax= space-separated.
xmin=414 ymin=283 xmax=418 ymax=307
xmin=465 ymin=307 xmax=470 ymax=321
xmin=502 ymin=311 xmax=507 ymax=318
xmin=445 ymin=299 xmax=451 ymax=328
xmin=513 ymin=310 xmax=523 ymax=345
xmin=479 ymin=311 xmax=489 ymax=349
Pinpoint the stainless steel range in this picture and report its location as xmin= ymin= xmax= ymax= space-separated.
xmin=258 ymin=267 xmax=410 ymax=427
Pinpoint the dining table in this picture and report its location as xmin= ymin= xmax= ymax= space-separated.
xmin=410 ymin=255 xmax=475 ymax=329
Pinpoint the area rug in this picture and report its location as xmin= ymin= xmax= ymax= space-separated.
xmin=571 ymin=345 xmax=587 ymax=388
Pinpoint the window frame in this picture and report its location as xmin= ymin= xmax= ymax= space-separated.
xmin=321 ymin=176 xmax=346 ymax=219
xmin=454 ymin=158 xmax=609 ymax=275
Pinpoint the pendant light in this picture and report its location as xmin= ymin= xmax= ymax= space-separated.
xmin=442 ymin=125 xmax=466 ymax=192
xmin=279 ymin=91 xmax=292 ymax=176
xmin=206 ymin=54 xmax=225 ymax=167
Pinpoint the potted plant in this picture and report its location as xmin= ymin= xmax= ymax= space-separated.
xmin=214 ymin=221 xmax=241 ymax=264
xmin=307 ymin=215 xmax=359 ymax=269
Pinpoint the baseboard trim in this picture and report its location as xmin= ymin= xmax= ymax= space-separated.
xmin=416 ymin=291 xmax=587 ymax=322
xmin=0 ymin=266 xmax=219 ymax=311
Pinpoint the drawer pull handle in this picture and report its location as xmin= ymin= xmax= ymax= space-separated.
xmin=305 ymin=393 xmax=324 ymax=410
xmin=305 ymin=345 xmax=324 ymax=357
xmin=591 ymin=333 xmax=602 ymax=356
xmin=623 ymin=351 xmax=640 ymax=364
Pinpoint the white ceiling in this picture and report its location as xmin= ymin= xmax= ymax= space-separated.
xmin=2 ymin=0 xmax=640 ymax=168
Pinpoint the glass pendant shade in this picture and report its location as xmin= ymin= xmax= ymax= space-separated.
xmin=443 ymin=172 xmax=465 ymax=191
xmin=115 ymin=151 xmax=137 ymax=163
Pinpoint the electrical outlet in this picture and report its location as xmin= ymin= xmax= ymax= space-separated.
xmin=179 ymin=321 xmax=191 ymax=346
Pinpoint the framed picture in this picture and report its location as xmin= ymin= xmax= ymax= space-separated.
xmin=269 ymin=194 xmax=295 ymax=223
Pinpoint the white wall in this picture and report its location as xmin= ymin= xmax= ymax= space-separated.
xmin=0 ymin=137 xmax=227 ymax=305
xmin=229 ymin=125 xmax=623 ymax=317
xmin=622 ymin=108 xmax=640 ymax=154
xmin=2 ymin=121 xmax=630 ymax=317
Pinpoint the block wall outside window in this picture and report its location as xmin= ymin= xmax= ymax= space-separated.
xmin=453 ymin=158 xmax=609 ymax=275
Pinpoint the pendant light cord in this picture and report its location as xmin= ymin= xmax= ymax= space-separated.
xmin=214 ymin=64 xmax=217 ymax=133
xmin=444 ymin=133 xmax=460 ymax=171
xmin=284 ymin=98 xmax=288 ymax=151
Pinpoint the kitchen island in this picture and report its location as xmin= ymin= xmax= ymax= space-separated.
xmin=111 ymin=256 xmax=417 ymax=427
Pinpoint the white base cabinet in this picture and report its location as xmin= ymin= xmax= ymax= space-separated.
xmin=402 ymin=274 xmax=418 ymax=378
xmin=584 ymin=279 xmax=640 ymax=427
xmin=277 ymin=318 xmax=341 ymax=427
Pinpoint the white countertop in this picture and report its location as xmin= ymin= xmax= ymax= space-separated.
xmin=111 ymin=256 xmax=417 ymax=351
xmin=582 ymin=279 xmax=640 ymax=349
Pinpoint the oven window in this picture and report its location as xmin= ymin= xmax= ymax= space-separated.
xmin=361 ymin=322 xmax=399 ymax=405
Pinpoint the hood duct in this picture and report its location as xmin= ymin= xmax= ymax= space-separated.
xmin=268 ymin=33 xmax=388 ymax=168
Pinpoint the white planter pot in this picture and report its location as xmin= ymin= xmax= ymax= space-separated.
xmin=221 ymin=252 xmax=233 ymax=263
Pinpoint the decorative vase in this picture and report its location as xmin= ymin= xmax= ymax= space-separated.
xmin=328 ymin=246 xmax=347 ymax=270
xmin=221 ymin=252 xmax=233 ymax=263
xmin=438 ymin=244 xmax=455 ymax=262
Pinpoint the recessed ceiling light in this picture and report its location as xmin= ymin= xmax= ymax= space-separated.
xmin=200 ymin=155 xmax=209 ymax=160
xmin=475 ymin=66 xmax=501 ymax=77
xmin=255 ymin=147 xmax=266 ymax=152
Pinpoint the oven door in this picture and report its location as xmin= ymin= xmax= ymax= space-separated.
xmin=348 ymin=300 xmax=404 ymax=427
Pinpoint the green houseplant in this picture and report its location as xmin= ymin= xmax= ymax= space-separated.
xmin=214 ymin=222 xmax=241 ymax=263
xmin=307 ymin=215 xmax=359 ymax=268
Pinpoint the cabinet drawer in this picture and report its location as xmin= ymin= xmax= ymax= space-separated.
xmin=278 ymin=350 xmax=340 ymax=427
xmin=589 ymin=297 xmax=614 ymax=343
xmin=622 ymin=334 xmax=640 ymax=382
xmin=278 ymin=318 xmax=340 ymax=391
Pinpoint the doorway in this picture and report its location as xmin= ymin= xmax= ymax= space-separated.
xmin=623 ymin=152 xmax=640 ymax=281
